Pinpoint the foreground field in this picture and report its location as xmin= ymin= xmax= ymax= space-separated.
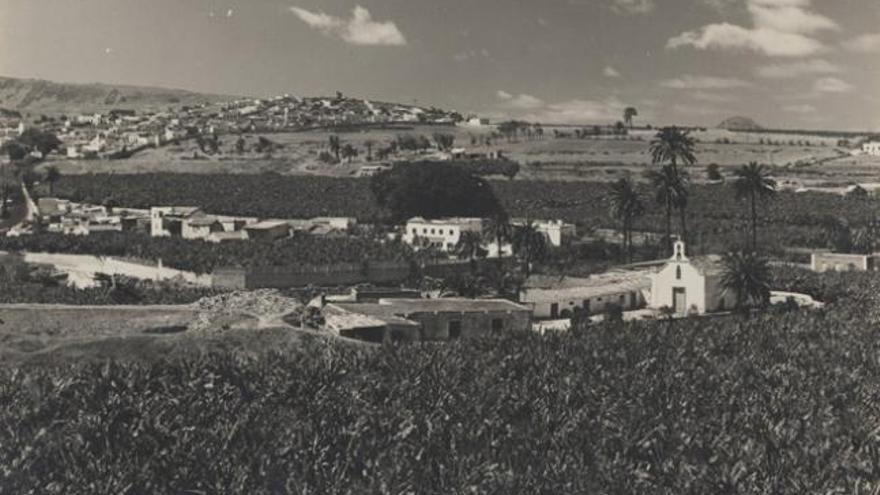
xmin=2 ymin=270 xmax=879 ymax=493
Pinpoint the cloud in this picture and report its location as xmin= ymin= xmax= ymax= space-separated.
xmin=610 ymin=0 xmax=654 ymax=15
xmin=843 ymin=33 xmax=880 ymax=53
xmin=289 ymin=5 xmax=406 ymax=46
xmin=690 ymin=91 xmax=738 ymax=103
xmin=660 ymin=75 xmax=752 ymax=89
xmin=813 ymin=77 xmax=852 ymax=93
xmin=667 ymin=0 xmax=835 ymax=57
xmin=496 ymin=90 xmax=545 ymax=110
xmin=453 ymin=48 xmax=490 ymax=62
xmin=783 ymin=104 xmax=817 ymax=114
xmin=603 ymin=66 xmax=622 ymax=78
xmin=523 ymin=97 xmax=631 ymax=124
xmin=226 ymin=9 xmax=234 ymax=18
xmin=755 ymin=58 xmax=841 ymax=78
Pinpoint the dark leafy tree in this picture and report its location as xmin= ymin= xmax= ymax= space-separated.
xmin=732 ymin=162 xmax=777 ymax=251
xmin=720 ymin=251 xmax=771 ymax=310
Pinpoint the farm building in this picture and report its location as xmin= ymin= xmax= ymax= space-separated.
xmin=649 ymin=241 xmax=736 ymax=316
xmin=520 ymin=272 xmax=651 ymax=319
xmin=150 ymin=207 xmax=204 ymax=237
xmin=326 ymin=298 xmax=531 ymax=342
xmin=862 ymin=141 xmax=880 ymax=156
xmin=811 ymin=252 xmax=880 ymax=272
xmin=403 ymin=217 xmax=484 ymax=252
xmin=244 ymin=220 xmax=291 ymax=241
xmin=182 ymin=216 xmax=224 ymax=240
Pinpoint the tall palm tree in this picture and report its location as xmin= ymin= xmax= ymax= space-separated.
xmin=646 ymin=165 xmax=687 ymax=253
xmin=732 ymin=162 xmax=777 ymax=251
xmin=605 ymin=177 xmax=645 ymax=262
xmin=649 ymin=126 xmax=697 ymax=173
xmin=673 ymin=170 xmax=691 ymax=247
xmin=455 ymin=230 xmax=484 ymax=262
xmin=328 ymin=135 xmax=341 ymax=161
xmin=44 ymin=165 xmax=61 ymax=195
xmin=484 ymin=213 xmax=513 ymax=263
xmin=512 ymin=221 xmax=548 ymax=276
xmin=720 ymin=251 xmax=771 ymax=310
xmin=623 ymin=107 xmax=638 ymax=129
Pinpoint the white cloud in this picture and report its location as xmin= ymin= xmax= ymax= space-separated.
xmin=843 ymin=33 xmax=880 ymax=53
xmin=523 ymin=97 xmax=631 ymax=124
xmin=226 ymin=9 xmax=234 ymax=18
xmin=289 ymin=5 xmax=406 ymax=46
xmin=691 ymin=91 xmax=738 ymax=103
xmin=453 ymin=49 xmax=490 ymax=62
xmin=813 ymin=77 xmax=853 ymax=93
xmin=610 ymin=0 xmax=655 ymax=15
xmin=783 ymin=104 xmax=817 ymax=114
xmin=660 ymin=75 xmax=752 ymax=89
xmin=755 ymin=58 xmax=841 ymax=78
xmin=667 ymin=0 xmax=835 ymax=57
xmin=603 ymin=66 xmax=622 ymax=78
xmin=496 ymin=91 xmax=545 ymax=110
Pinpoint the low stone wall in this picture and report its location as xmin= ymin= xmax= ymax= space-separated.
xmin=23 ymin=252 xmax=212 ymax=288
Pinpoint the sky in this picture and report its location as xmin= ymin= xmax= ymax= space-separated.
xmin=0 ymin=0 xmax=878 ymax=130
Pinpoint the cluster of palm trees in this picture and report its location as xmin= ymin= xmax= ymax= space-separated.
xmin=451 ymin=213 xmax=548 ymax=277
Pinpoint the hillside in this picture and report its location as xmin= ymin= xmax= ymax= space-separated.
xmin=0 ymin=76 xmax=235 ymax=115
xmin=717 ymin=116 xmax=763 ymax=131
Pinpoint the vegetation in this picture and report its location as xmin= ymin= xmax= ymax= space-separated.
xmin=3 ymin=268 xmax=880 ymax=492
xmin=0 ymin=232 xmax=413 ymax=274
xmin=720 ymin=251 xmax=772 ymax=309
xmin=605 ymin=177 xmax=644 ymax=262
xmin=732 ymin=162 xmax=777 ymax=251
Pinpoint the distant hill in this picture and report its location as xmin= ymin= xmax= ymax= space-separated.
xmin=0 ymin=76 xmax=237 ymax=116
xmin=717 ymin=116 xmax=764 ymax=131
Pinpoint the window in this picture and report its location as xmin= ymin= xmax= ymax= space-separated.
xmin=431 ymin=229 xmax=435 ymax=235
xmin=619 ymin=294 xmax=626 ymax=306
xmin=676 ymin=266 xmax=682 ymax=280
xmin=448 ymin=320 xmax=462 ymax=339
xmin=491 ymin=318 xmax=503 ymax=332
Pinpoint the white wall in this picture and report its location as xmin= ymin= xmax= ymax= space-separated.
xmin=650 ymin=262 xmax=707 ymax=314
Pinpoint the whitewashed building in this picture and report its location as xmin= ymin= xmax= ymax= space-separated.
xmin=520 ymin=272 xmax=650 ymax=319
xmin=512 ymin=219 xmax=576 ymax=247
xmin=403 ymin=217 xmax=484 ymax=252
xmin=649 ymin=241 xmax=736 ymax=316
xmin=862 ymin=141 xmax=880 ymax=156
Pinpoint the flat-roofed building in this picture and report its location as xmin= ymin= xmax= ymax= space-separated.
xmin=403 ymin=217 xmax=484 ymax=252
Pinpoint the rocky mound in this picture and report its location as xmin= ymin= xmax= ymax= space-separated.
xmin=717 ymin=116 xmax=763 ymax=131
xmin=189 ymin=290 xmax=304 ymax=334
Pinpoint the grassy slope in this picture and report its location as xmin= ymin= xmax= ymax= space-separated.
xmin=0 ymin=76 xmax=235 ymax=115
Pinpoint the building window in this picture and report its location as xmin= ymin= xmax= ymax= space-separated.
xmin=491 ymin=318 xmax=503 ymax=332
xmin=619 ymin=294 xmax=625 ymax=306
xmin=676 ymin=266 xmax=682 ymax=280
xmin=448 ymin=320 xmax=462 ymax=339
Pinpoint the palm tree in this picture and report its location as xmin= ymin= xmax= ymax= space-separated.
xmin=732 ymin=162 xmax=777 ymax=251
xmin=364 ymin=140 xmax=375 ymax=161
xmin=512 ymin=221 xmax=548 ymax=276
xmin=646 ymin=165 xmax=687 ymax=253
xmin=720 ymin=251 xmax=771 ymax=310
xmin=455 ymin=230 xmax=484 ymax=265
xmin=649 ymin=126 xmax=697 ymax=173
xmin=44 ymin=165 xmax=61 ymax=195
xmin=328 ymin=135 xmax=341 ymax=161
xmin=623 ymin=107 xmax=638 ymax=129
xmin=484 ymin=213 xmax=513 ymax=264
xmin=605 ymin=177 xmax=645 ymax=262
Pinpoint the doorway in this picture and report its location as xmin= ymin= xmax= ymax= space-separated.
xmin=672 ymin=288 xmax=686 ymax=315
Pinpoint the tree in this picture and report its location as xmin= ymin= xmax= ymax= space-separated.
xmin=364 ymin=140 xmax=375 ymax=161
xmin=512 ymin=220 xmax=548 ymax=276
xmin=44 ymin=166 xmax=61 ymax=195
xmin=432 ymin=133 xmax=455 ymax=152
xmin=720 ymin=251 xmax=771 ymax=310
xmin=235 ymin=136 xmax=246 ymax=154
xmin=2 ymin=141 xmax=28 ymax=161
xmin=328 ymin=135 xmax=341 ymax=161
xmin=732 ymin=162 xmax=777 ymax=251
xmin=706 ymin=164 xmax=722 ymax=182
xmin=341 ymin=144 xmax=358 ymax=163
xmin=623 ymin=107 xmax=638 ymax=128
xmin=649 ymin=126 xmax=696 ymax=173
xmin=370 ymin=162 xmax=505 ymax=223
xmin=646 ymin=165 xmax=688 ymax=253
xmin=484 ymin=213 xmax=513 ymax=267
xmin=18 ymin=128 xmax=62 ymax=156
xmin=605 ymin=177 xmax=644 ymax=262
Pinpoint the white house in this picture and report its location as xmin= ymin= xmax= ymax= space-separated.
xmin=863 ymin=141 xmax=880 ymax=156
xmin=649 ymin=241 xmax=736 ymax=316
xmin=403 ymin=217 xmax=484 ymax=252
xmin=811 ymin=252 xmax=880 ymax=272
xmin=520 ymin=272 xmax=651 ymax=319
xmin=150 ymin=206 xmax=204 ymax=237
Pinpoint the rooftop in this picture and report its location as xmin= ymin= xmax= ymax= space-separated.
xmin=522 ymin=272 xmax=651 ymax=302
xmin=336 ymin=298 xmax=529 ymax=317
xmin=245 ymin=220 xmax=290 ymax=230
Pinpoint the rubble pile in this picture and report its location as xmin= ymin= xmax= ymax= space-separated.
xmin=189 ymin=290 xmax=304 ymax=333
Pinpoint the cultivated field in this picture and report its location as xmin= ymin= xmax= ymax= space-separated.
xmin=41 ymin=125 xmax=876 ymax=186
